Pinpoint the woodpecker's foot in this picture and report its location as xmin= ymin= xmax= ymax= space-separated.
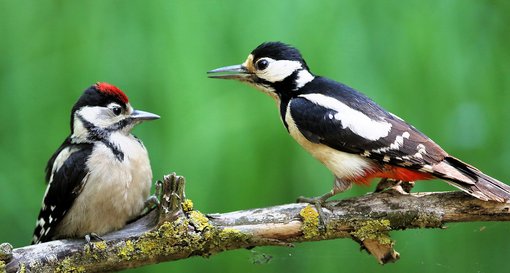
xmin=375 ymin=179 xmax=415 ymax=194
xmin=297 ymin=190 xmax=335 ymax=232
xmin=400 ymin=181 xmax=415 ymax=193
xmin=154 ymin=180 xmax=163 ymax=199
xmin=374 ymin=178 xmax=393 ymax=193
xmin=85 ymin=233 xmax=104 ymax=244
xmin=144 ymin=195 xmax=160 ymax=210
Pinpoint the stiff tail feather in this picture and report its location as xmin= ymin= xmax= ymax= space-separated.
xmin=433 ymin=157 xmax=510 ymax=203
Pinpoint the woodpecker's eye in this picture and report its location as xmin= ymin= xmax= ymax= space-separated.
xmin=112 ymin=106 xmax=122 ymax=116
xmin=256 ymin=59 xmax=269 ymax=71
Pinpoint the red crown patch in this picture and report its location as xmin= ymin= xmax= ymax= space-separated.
xmin=95 ymin=82 xmax=129 ymax=104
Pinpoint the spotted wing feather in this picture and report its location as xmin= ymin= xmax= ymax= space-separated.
xmin=288 ymin=85 xmax=447 ymax=169
xmin=32 ymin=138 xmax=93 ymax=244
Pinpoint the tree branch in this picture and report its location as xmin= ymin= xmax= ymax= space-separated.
xmin=1 ymin=173 xmax=509 ymax=272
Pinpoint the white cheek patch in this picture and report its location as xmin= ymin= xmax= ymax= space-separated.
xmin=72 ymin=118 xmax=89 ymax=140
xmin=75 ymin=106 xmax=125 ymax=130
xmin=76 ymin=106 xmax=100 ymax=124
xmin=300 ymin=93 xmax=392 ymax=141
xmin=256 ymin=59 xmax=303 ymax=83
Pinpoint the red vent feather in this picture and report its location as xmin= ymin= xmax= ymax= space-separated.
xmin=95 ymin=82 xmax=129 ymax=103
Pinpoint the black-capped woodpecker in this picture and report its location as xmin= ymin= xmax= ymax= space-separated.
xmin=208 ymin=41 xmax=510 ymax=208
xmin=32 ymin=82 xmax=159 ymax=244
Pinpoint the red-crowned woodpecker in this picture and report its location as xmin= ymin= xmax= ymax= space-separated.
xmin=208 ymin=41 xmax=510 ymax=206
xmin=32 ymin=83 xmax=159 ymax=244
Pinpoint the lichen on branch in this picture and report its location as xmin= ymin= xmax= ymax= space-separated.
xmin=1 ymin=174 xmax=510 ymax=272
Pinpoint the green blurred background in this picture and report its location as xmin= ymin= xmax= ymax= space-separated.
xmin=1 ymin=0 xmax=509 ymax=272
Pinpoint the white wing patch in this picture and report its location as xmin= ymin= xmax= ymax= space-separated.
xmin=372 ymin=131 xmax=410 ymax=153
xmin=285 ymin=105 xmax=374 ymax=179
xmin=414 ymin=144 xmax=427 ymax=159
xmin=51 ymin=147 xmax=79 ymax=178
xmin=299 ymin=93 xmax=392 ymax=141
xmin=44 ymin=146 xmax=79 ymax=201
xmin=294 ymin=69 xmax=314 ymax=90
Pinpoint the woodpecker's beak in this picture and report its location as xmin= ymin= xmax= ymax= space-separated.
xmin=130 ymin=110 xmax=160 ymax=121
xmin=207 ymin=65 xmax=251 ymax=81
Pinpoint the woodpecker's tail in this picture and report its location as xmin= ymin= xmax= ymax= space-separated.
xmin=431 ymin=156 xmax=510 ymax=203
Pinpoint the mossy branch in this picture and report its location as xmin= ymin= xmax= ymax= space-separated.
xmin=2 ymin=173 xmax=510 ymax=272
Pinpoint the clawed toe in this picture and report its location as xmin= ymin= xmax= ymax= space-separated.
xmin=375 ymin=178 xmax=415 ymax=194
xmin=144 ymin=195 xmax=160 ymax=210
xmin=400 ymin=181 xmax=415 ymax=193
xmin=85 ymin=232 xmax=104 ymax=244
xmin=297 ymin=194 xmax=333 ymax=232
xmin=296 ymin=196 xmax=315 ymax=203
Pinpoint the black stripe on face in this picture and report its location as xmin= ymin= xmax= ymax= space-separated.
xmin=76 ymin=115 xmax=124 ymax=161
xmin=271 ymin=70 xmax=301 ymax=92
xmin=105 ymin=117 xmax=133 ymax=132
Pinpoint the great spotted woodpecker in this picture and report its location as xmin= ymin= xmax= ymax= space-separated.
xmin=32 ymin=83 xmax=159 ymax=244
xmin=208 ymin=41 xmax=510 ymax=206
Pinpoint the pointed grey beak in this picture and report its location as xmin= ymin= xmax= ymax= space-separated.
xmin=207 ymin=64 xmax=251 ymax=80
xmin=130 ymin=110 xmax=160 ymax=121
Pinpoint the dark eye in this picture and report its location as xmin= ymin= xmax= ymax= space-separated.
xmin=256 ymin=59 xmax=269 ymax=70
xmin=112 ymin=106 xmax=122 ymax=116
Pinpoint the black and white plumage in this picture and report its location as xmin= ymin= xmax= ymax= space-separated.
xmin=208 ymin=41 xmax=510 ymax=203
xmin=32 ymin=82 xmax=159 ymax=244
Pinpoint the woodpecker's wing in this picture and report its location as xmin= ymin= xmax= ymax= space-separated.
xmin=32 ymin=138 xmax=93 ymax=244
xmin=287 ymin=79 xmax=510 ymax=203
xmin=288 ymin=82 xmax=448 ymax=169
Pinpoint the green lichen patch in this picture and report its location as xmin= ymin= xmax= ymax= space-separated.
xmin=0 ymin=260 xmax=5 ymax=273
xmin=350 ymin=219 xmax=392 ymax=245
xmin=55 ymin=257 xmax=86 ymax=273
xmin=118 ymin=240 xmax=135 ymax=260
xmin=134 ymin=218 xmax=203 ymax=258
xmin=189 ymin=210 xmax=211 ymax=232
xmin=45 ymin=213 xmax=256 ymax=271
xmin=218 ymin=228 xmax=247 ymax=242
xmin=5 ymin=214 xmax=259 ymax=272
xmin=211 ymin=227 xmax=251 ymax=252
xmin=182 ymin=199 xmax=194 ymax=212
xmin=93 ymin=241 xmax=108 ymax=251
xmin=299 ymin=205 xmax=320 ymax=239
xmin=134 ymin=215 xmax=250 ymax=258
xmin=137 ymin=238 xmax=159 ymax=255
xmin=136 ymin=222 xmax=182 ymax=256
xmin=83 ymin=240 xmax=109 ymax=261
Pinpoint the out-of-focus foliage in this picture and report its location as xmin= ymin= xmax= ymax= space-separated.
xmin=1 ymin=1 xmax=509 ymax=272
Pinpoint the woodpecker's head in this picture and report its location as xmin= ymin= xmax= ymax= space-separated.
xmin=70 ymin=82 xmax=159 ymax=141
xmin=208 ymin=42 xmax=314 ymax=99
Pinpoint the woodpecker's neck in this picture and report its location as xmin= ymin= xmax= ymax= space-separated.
xmin=270 ymin=69 xmax=315 ymax=131
xmin=270 ymin=68 xmax=314 ymax=95
xmin=72 ymin=115 xmax=142 ymax=162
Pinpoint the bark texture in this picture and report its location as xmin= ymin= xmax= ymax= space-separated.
xmin=1 ymin=173 xmax=509 ymax=272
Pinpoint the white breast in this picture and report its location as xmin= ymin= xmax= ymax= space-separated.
xmin=56 ymin=133 xmax=152 ymax=238
xmin=285 ymin=102 xmax=373 ymax=180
